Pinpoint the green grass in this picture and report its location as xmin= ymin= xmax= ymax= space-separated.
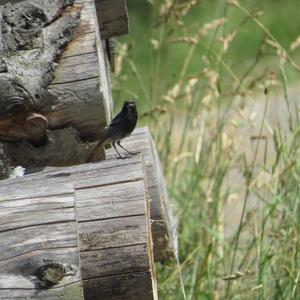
xmin=112 ymin=0 xmax=300 ymax=299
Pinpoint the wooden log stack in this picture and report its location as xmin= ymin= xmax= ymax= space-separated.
xmin=0 ymin=0 xmax=129 ymax=177
xmin=0 ymin=0 xmax=176 ymax=298
xmin=0 ymin=152 xmax=158 ymax=299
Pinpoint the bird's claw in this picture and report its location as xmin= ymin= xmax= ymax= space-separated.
xmin=116 ymin=153 xmax=135 ymax=159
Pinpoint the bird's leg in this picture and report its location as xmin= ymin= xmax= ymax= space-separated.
xmin=113 ymin=141 xmax=124 ymax=159
xmin=117 ymin=141 xmax=134 ymax=155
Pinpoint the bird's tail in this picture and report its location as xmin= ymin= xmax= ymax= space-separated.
xmin=86 ymin=137 xmax=106 ymax=163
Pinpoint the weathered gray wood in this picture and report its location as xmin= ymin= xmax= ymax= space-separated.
xmin=0 ymin=0 xmax=82 ymax=176
xmin=0 ymin=283 xmax=84 ymax=300
xmin=106 ymin=127 xmax=177 ymax=261
xmin=75 ymin=180 xmax=146 ymax=221
xmin=78 ymin=215 xmax=148 ymax=251
xmin=1 ymin=128 xmax=177 ymax=262
xmin=63 ymin=32 xmax=96 ymax=57
xmin=0 ymin=222 xmax=77 ymax=260
xmin=0 ymin=182 xmax=74 ymax=200
xmin=75 ymin=0 xmax=129 ymax=38
xmin=0 ymin=154 xmax=158 ymax=299
xmin=0 ymin=183 xmax=84 ymax=299
xmin=0 ymin=0 xmax=114 ymax=177
xmin=1 ymin=153 xmax=144 ymax=189
xmin=80 ymin=244 xmax=149 ymax=278
xmin=0 ymin=195 xmax=75 ymax=232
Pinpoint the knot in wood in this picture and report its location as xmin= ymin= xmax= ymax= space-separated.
xmin=35 ymin=259 xmax=77 ymax=288
xmin=0 ymin=76 xmax=31 ymax=116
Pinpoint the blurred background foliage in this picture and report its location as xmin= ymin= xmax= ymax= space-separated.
xmin=114 ymin=0 xmax=300 ymax=109
xmin=111 ymin=0 xmax=300 ymax=299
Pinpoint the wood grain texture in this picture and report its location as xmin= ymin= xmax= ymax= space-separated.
xmin=83 ymin=272 xmax=154 ymax=300
xmin=78 ymin=215 xmax=148 ymax=251
xmin=0 ymin=153 xmax=158 ymax=299
xmin=2 ymin=128 xmax=177 ymax=263
xmin=75 ymin=180 xmax=146 ymax=221
xmin=1 ymin=153 xmax=144 ymax=189
xmin=80 ymin=244 xmax=149 ymax=278
xmin=0 ymin=182 xmax=84 ymax=299
xmin=0 ymin=0 xmax=114 ymax=177
xmin=106 ymin=127 xmax=177 ymax=261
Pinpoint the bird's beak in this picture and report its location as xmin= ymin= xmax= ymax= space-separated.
xmin=128 ymin=103 xmax=135 ymax=107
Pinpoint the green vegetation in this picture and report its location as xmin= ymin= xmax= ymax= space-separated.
xmin=112 ymin=0 xmax=300 ymax=299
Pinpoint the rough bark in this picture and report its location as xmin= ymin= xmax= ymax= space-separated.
xmin=0 ymin=0 xmax=113 ymax=178
xmin=0 ymin=0 xmax=79 ymax=177
xmin=0 ymin=0 xmax=80 ymax=117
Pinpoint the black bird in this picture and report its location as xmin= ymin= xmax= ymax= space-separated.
xmin=87 ymin=100 xmax=138 ymax=161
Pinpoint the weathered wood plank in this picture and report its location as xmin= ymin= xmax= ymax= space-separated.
xmin=52 ymin=59 xmax=99 ymax=84
xmin=74 ymin=152 xmax=157 ymax=299
xmin=0 ymin=222 xmax=77 ymax=260
xmin=80 ymin=244 xmax=149 ymax=279
xmin=0 ymin=150 xmax=158 ymax=299
xmin=0 ymin=182 xmax=74 ymax=200
xmin=0 ymin=182 xmax=84 ymax=299
xmin=83 ymin=272 xmax=154 ymax=300
xmin=0 ymin=248 xmax=81 ymax=288
xmin=74 ymin=0 xmax=129 ymax=38
xmin=0 ymin=155 xmax=144 ymax=191
xmin=63 ymin=36 xmax=96 ymax=58
xmin=76 ymin=180 xmax=146 ymax=221
xmin=0 ymin=196 xmax=75 ymax=232
xmin=78 ymin=215 xmax=148 ymax=251
xmin=58 ymin=52 xmax=98 ymax=67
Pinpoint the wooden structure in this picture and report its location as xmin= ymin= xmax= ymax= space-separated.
xmin=0 ymin=0 xmax=176 ymax=299
xmin=0 ymin=153 xmax=158 ymax=299
xmin=106 ymin=128 xmax=177 ymax=261
xmin=0 ymin=0 xmax=129 ymax=176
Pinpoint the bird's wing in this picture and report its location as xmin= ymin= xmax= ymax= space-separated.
xmin=105 ymin=111 xmax=125 ymax=137
xmin=108 ymin=111 xmax=124 ymax=127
